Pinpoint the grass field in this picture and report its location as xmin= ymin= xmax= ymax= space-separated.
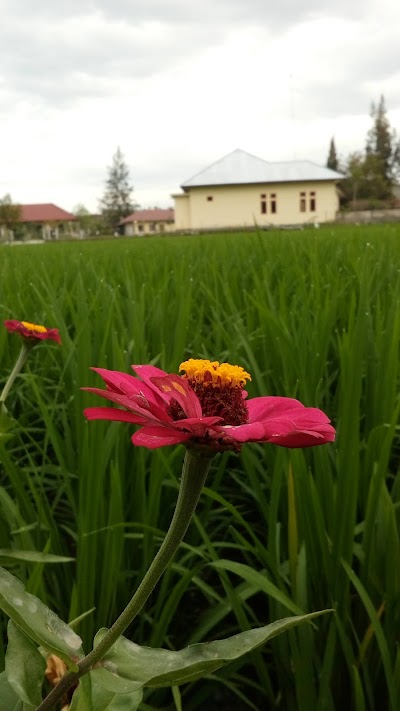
xmin=1 ymin=223 xmax=400 ymax=710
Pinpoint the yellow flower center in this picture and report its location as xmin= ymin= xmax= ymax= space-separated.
xmin=21 ymin=321 xmax=47 ymax=333
xmin=179 ymin=359 xmax=251 ymax=388
xmin=171 ymin=358 xmax=251 ymax=428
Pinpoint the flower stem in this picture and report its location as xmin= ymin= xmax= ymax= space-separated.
xmin=35 ymin=449 xmax=213 ymax=711
xmin=0 ymin=343 xmax=30 ymax=406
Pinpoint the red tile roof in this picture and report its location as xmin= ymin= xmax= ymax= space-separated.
xmin=119 ymin=208 xmax=174 ymax=225
xmin=18 ymin=204 xmax=76 ymax=223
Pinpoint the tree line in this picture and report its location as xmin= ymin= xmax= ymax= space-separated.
xmin=2 ymin=96 xmax=400 ymax=239
xmin=327 ymin=95 xmax=400 ymax=208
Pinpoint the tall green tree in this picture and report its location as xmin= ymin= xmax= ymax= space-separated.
xmin=99 ymin=148 xmax=137 ymax=230
xmin=342 ymin=151 xmax=393 ymax=206
xmin=327 ymin=137 xmax=339 ymax=171
xmin=366 ymin=95 xmax=400 ymax=186
xmin=0 ymin=194 xmax=22 ymax=240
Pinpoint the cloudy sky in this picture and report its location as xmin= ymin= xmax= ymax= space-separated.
xmin=1 ymin=0 xmax=400 ymax=213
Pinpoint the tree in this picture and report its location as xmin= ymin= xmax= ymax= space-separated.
xmin=73 ymin=204 xmax=107 ymax=237
xmin=0 ymin=194 xmax=22 ymax=240
xmin=341 ymin=151 xmax=392 ymax=207
xmin=342 ymin=152 xmax=364 ymax=204
xmin=366 ymin=95 xmax=400 ymax=186
xmin=99 ymin=148 xmax=137 ymax=230
xmin=327 ymin=137 xmax=339 ymax=171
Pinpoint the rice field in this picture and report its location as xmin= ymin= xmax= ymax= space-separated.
xmin=1 ymin=223 xmax=400 ymax=710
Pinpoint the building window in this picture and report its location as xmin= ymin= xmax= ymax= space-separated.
xmin=260 ymin=194 xmax=267 ymax=214
xmin=207 ymin=196 xmax=213 ymax=202
xmin=309 ymin=191 xmax=316 ymax=211
xmin=159 ymin=224 xmax=165 ymax=232
xmin=261 ymin=193 xmax=277 ymax=214
xmin=300 ymin=192 xmax=306 ymax=212
xmin=149 ymin=223 xmax=156 ymax=232
xmin=138 ymin=224 xmax=144 ymax=232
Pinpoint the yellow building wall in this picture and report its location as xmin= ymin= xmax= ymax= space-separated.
xmin=124 ymin=220 xmax=175 ymax=236
xmin=173 ymin=193 xmax=190 ymax=231
xmin=174 ymin=182 xmax=339 ymax=231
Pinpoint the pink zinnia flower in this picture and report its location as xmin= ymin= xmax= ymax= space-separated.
xmin=4 ymin=319 xmax=61 ymax=344
xmin=83 ymin=359 xmax=335 ymax=452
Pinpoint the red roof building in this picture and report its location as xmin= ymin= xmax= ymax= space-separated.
xmin=14 ymin=203 xmax=77 ymax=240
xmin=119 ymin=208 xmax=175 ymax=236
xmin=19 ymin=204 xmax=76 ymax=223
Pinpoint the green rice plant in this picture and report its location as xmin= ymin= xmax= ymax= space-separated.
xmin=0 ymin=224 xmax=400 ymax=708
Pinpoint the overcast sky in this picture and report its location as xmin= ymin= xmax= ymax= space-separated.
xmin=1 ymin=0 xmax=400 ymax=213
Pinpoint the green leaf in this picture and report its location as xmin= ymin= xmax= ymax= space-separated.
xmin=342 ymin=559 xmax=398 ymax=711
xmin=0 ymin=549 xmax=74 ymax=564
xmin=211 ymin=559 xmax=305 ymax=616
xmin=69 ymin=674 xmax=93 ymax=711
xmin=0 ymin=567 xmax=83 ymax=671
xmin=172 ymin=685 xmax=182 ymax=711
xmin=90 ymin=673 xmax=143 ymax=710
xmin=0 ymin=406 xmax=16 ymax=435
xmin=0 ymin=406 xmax=16 ymax=442
xmin=5 ymin=620 xmax=46 ymax=707
xmin=93 ymin=610 xmax=332 ymax=692
xmin=0 ymin=671 xmax=24 ymax=711
xmin=69 ymin=674 xmax=143 ymax=711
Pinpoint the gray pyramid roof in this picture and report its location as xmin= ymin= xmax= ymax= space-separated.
xmin=181 ymin=149 xmax=344 ymax=189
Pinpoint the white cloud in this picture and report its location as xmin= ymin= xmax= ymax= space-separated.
xmin=0 ymin=0 xmax=399 ymax=211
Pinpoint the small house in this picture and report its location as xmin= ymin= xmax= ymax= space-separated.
xmin=173 ymin=149 xmax=344 ymax=231
xmin=119 ymin=209 xmax=175 ymax=236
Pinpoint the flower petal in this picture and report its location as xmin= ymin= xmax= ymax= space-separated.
xmin=150 ymin=374 xmax=203 ymax=418
xmin=247 ymin=396 xmax=306 ymax=422
xmin=265 ymin=426 xmax=335 ymax=448
xmin=83 ymin=407 xmax=147 ymax=425
xmin=222 ymin=421 xmax=267 ymax=443
xmin=260 ymin=411 xmax=335 ymax=447
xmin=170 ymin=415 xmax=224 ymax=439
xmin=91 ymin=367 xmax=164 ymax=405
xmin=4 ymin=319 xmax=61 ymax=344
xmin=132 ymin=426 xmax=191 ymax=449
xmin=132 ymin=365 xmax=170 ymax=393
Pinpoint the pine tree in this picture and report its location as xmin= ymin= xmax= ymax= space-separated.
xmin=99 ymin=148 xmax=137 ymax=229
xmin=366 ymin=95 xmax=400 ymax=187
xmin=327 ymin=137 xmax=339 ymax=171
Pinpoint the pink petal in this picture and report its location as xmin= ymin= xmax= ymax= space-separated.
xmin=171 ymin=416 xmax=224 ymax=439
xmin=265 ymin=426 xmax=335 ymax=448
xmin=261 ymin=412 xmax=334 ymax=440
xmin=171 ymin=416 xmax=222 ymax=428
xmin=150 ymin=374 xmax=203 ymax=418
xmin=222 ymin=421 xmax=267 ymax=443
xmin=91 ymin=367 xmax=165 ymax=406
xmin=82 ymin=387 xmax=171 ymax=424
xmin=132 ymin=365 xmax=170 ymax=394
xmin=132 ymin=426 xmax=191 ymax=449
xmin=289 ymin=407 xmax=332 ymax=425
xmin=91 ymin=367 xmax=143 ymax=394
xmin=83 ymin=407 xmax=147 ymax=425
xmin=247 ymin=396 xmax=305 ymax=422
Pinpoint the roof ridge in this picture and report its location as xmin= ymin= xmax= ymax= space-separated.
xmin=181 ymin=150 xmax=344 ymax=188
xmin=182 ymin=149 xmax=270 ymax=185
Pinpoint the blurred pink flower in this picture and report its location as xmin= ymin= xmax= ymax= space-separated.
xmin=83 ymin=359 xmax=335 ymax=452
xmin=4 ymin=319 xmax=61 ymax=344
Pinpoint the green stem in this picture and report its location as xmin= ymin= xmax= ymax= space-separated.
xmin=35 ymin=449 xmax=213 ymax=711
xmin=0 ymin=343 xmax=30 ymax=405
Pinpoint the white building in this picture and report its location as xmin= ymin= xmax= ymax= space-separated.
xmin=173 ymin=149 xmax=344 ymax=231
